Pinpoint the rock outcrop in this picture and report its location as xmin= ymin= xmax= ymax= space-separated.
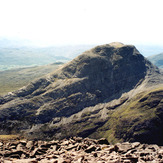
xmin=0 ymin=42 xmax=162 ymax=145
xmin=0 ymin=137 xmax=163 ymax=162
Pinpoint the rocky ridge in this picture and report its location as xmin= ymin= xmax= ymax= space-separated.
xmin=0 ymin=137 xmax=163 ymax=163
xmin=0 ymin=42 xmax=163 ymax=145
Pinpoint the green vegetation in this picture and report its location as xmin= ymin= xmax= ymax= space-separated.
xmin=98 ymin=88 xmax=163 ymax=144
xmin=60 ymin=87 xmax=163 ymax=144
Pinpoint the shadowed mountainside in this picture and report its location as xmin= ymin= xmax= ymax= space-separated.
xmin=0 ymin=42 xmax=162 ymax=145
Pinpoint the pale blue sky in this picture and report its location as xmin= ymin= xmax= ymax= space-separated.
xmin=0 ymin=0 xmax=163 ymax=46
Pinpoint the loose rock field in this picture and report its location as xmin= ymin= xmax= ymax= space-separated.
xmin=0 ymin=137 xmax=163 ymax=162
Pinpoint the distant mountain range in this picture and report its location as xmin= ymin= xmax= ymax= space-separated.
xmin=0 ymin=47 xmax=68 ymax=71
xmin=1 ymin=38 xmax=163 ymax=71
xmin=0 ymin=42 xmax=162 ymax=145
xmin=0 ymin=46 xmax=96 ymax=71
xmin=135 ymin=44 xmax=163 ymax=57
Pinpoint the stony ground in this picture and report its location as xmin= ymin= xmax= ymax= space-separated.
xmin=0 ymin=137 xmax=163 ymax=163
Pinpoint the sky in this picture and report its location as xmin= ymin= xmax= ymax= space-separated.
xmin=0 ymin=0 xmax=163 ymax=46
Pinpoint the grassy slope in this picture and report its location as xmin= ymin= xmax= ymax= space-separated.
xmin=0 ymin=62 xmax=63 ymax=95
xmin=96 ymin=87 xmax=163 ymax=144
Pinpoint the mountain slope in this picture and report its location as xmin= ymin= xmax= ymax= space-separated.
xmin=0 ymin=42 xmax=162 ymax=145
xmin=148 ymin=53 xmax=163 ymax=68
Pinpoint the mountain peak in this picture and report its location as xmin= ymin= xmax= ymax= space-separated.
xmin=56 ymin=42 xmax=156 ymax=80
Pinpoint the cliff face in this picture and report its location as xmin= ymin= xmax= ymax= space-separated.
xmin=0 ymin=42 xmax=162 ymax=144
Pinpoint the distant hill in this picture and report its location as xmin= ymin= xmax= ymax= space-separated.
xmin=148 ymin=53 xmax=163 ymax=68
xmin=0 ymin=47 xmax=68 ymax=71
xmin=135 ymin=44 xmax=163 ymax=57
xmin=0 ymin=62 xmax=63 ymax=95
xmin=0 ymin=45 xmax=95 ymax=71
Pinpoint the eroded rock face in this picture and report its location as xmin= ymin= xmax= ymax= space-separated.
xmin=0 ymin=42 xmax=162 ymax=142
xmin=0 ymin=137 xmax=163 ymax=163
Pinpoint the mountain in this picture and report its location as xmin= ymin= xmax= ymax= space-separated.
xmin=0 ymin=42 xmax=163 ymax=145
xmin=148 ymin=53 xmax=163 ymax=68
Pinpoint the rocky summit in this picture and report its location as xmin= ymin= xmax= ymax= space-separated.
xmin=0 ymin=42 xmax=163 ymax=145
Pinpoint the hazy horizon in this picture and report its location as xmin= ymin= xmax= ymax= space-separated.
xmin=1 ymin=37 xmax=163 ymax=58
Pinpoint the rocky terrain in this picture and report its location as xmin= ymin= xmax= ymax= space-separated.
xmin=0 ymin=42 xmax=163 ymax=145
xmin=0 ymin=137 xmax=163 ymax=162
